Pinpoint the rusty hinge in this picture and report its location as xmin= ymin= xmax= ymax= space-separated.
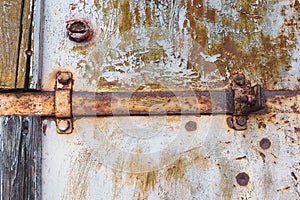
xmin=1 ymin=71 xmax=290 ymax=134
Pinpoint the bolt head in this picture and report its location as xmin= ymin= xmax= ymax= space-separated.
xmin=235 ymin=116 xmax=247 ymax=126
xmin=66 ymin=19 xmax=93 ymax=43
xmin=260 ymin=138 xmax=271 ymax=150
xmin=57 ymin=119 xmax=70 ymax=132
xmin=57 ymin=72 xmax=72 ymax=85
xmin=234 ymin=74 xmax=246 ymax=86
xmin=236 ymin=172 xmax=250 ymax=186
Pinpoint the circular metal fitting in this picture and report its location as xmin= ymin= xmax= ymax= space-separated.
xmin=57 ymin=72 xmax=72 ymax=85
xmin=259 ymin=138 xmax=271 ymax=150
xmin=235 ymin=116 xmax=247 ymax=126
xmin=234 ymin=74 xmax=246 ymax=86
xmin=66 ymin=19 xmax=93 ymax=43
xmin=236 ymin=172 xmax=250 ymax=186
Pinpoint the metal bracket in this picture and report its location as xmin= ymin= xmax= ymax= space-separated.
xmin=55 ymin=72 xmax=73 ymax=134
xmin=230 ymin=73 xmax=266 ymax=130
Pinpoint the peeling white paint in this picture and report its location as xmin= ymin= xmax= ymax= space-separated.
xmin=37 ymin=0 xmax=300 ymax=199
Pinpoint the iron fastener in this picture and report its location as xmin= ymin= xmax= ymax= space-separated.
xmin=236 ymin=172 xmax=250 ymax=186
xmin=66 ymin=19 xmax=93 ymax=43
xmin=233 ymin=74 xmax=246 ymax=86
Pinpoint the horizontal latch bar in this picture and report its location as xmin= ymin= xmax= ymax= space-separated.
xmin=1 ymin=90 xmax=298 ymax=117
xmin=0 ymin=90 xmax=235 ymax=116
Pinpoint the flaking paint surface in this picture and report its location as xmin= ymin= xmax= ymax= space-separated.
xmin=39 ymin=0 xmax=300 ymax=199
xmin=41 ymin=0 xmax=299 ymax=92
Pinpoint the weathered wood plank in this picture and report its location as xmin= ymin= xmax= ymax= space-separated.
xmin=0 ymin=0 xmax=34 ymax=89
xmin=0 ymin=116 xmax=42 ymax=200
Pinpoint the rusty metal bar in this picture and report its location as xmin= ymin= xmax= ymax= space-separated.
xmin=0 ymin=90 xmax=233 ymax=117
xmin=0 ymin=90 xmax=298 ymax=117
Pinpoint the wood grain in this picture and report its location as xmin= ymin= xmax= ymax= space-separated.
xmin=0 ymin=116 xmax=42 ymax=199
xmin=0 ymin=0 xmax=34 ymax=89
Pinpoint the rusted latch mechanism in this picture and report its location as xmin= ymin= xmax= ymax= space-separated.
xmin=0 ymin=71 xmax=273 ymax=134
xmin=55 ymin=72 xmax=73 ymax=134
xmin=229 ymin=73 xmax=266 ymax=130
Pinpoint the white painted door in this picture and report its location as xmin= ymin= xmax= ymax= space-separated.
xmin=35 ymin=0 xmax=300 ymax=199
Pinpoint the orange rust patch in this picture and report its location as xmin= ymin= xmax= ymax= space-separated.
xmin=207 ymin=8 xmax=217 ymax=23
xmin=72 ymin=46 xmax=87 ymax=55
xmin=134 ymin=6 xmax=140 ymax=24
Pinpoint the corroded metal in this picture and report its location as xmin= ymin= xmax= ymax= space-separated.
xmin=37 ymin=0 xmax=300 ymax=199
xmin=0 ymin=89 xmax=299 ymax=117
xmin=66 ymin=19 xmax=94 ymax=43
xmin=231 ymin=73 xmax=266 ymax=130
xmin=55 ymin=72 xmax=73 ymax=134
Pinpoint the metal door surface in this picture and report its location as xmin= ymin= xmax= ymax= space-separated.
xmin=35 ymin=0 xmax=300 ymax=199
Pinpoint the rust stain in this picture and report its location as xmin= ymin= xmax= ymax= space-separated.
xmin=63 ymin=150 xmax=102 ymax=200
xmin=121 ymin=171 xmax=158 ymax=199
xmin=72 ymin=46 xmax=87 ymax=55
xmin=235 ymin=156 xmax=247 ymax=161
xmin=206 ymin=8 xmax=217 ymax=23
xmin=43 ymin=68 xmax=75 ymax=91
xmin=258 ymin=121 xmax=267 ymax=129
xmin=42 ymin=123 xmax=47 ymax=136
xmin=119 ymin=1 xmax=133 ymax=33
xmin=134 ymin=6 xmax=140 ymax=24
xmin=187 ymin=149 xmax=209 ymax=169
xmin=277 ymin=186 xmax=291 ymax=192
xmin=165 ymin=158 xmax=186 ymax=181
xmin=145 ymin=3 xmax=152 ymax=27
xmin=184 ymin=0 xmax=298 ymax=88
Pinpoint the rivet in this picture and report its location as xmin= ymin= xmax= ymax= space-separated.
xmin=236 ymin=172 xmax=249 ymax=186
xmin=57 ymin=119 xmax=70 ymax=132
xmin=25 ymin=50 xmax=33 ymax=56
xmin=235 ymin=116 xmax=247 ymax=126
xmin=260 ymin=138 xmax=271 ymax=150
xmin=185 ymin=121 xmax=197 ymax=132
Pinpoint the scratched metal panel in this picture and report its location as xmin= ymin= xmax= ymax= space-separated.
xmin=38 ymin=0 xmax=300 ymax=199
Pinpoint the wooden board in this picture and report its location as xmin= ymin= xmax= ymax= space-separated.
xmin=0 ymin=116 xmax=42 ymax=199
xmin=0 ymin=0 xmax=34 ymax=89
